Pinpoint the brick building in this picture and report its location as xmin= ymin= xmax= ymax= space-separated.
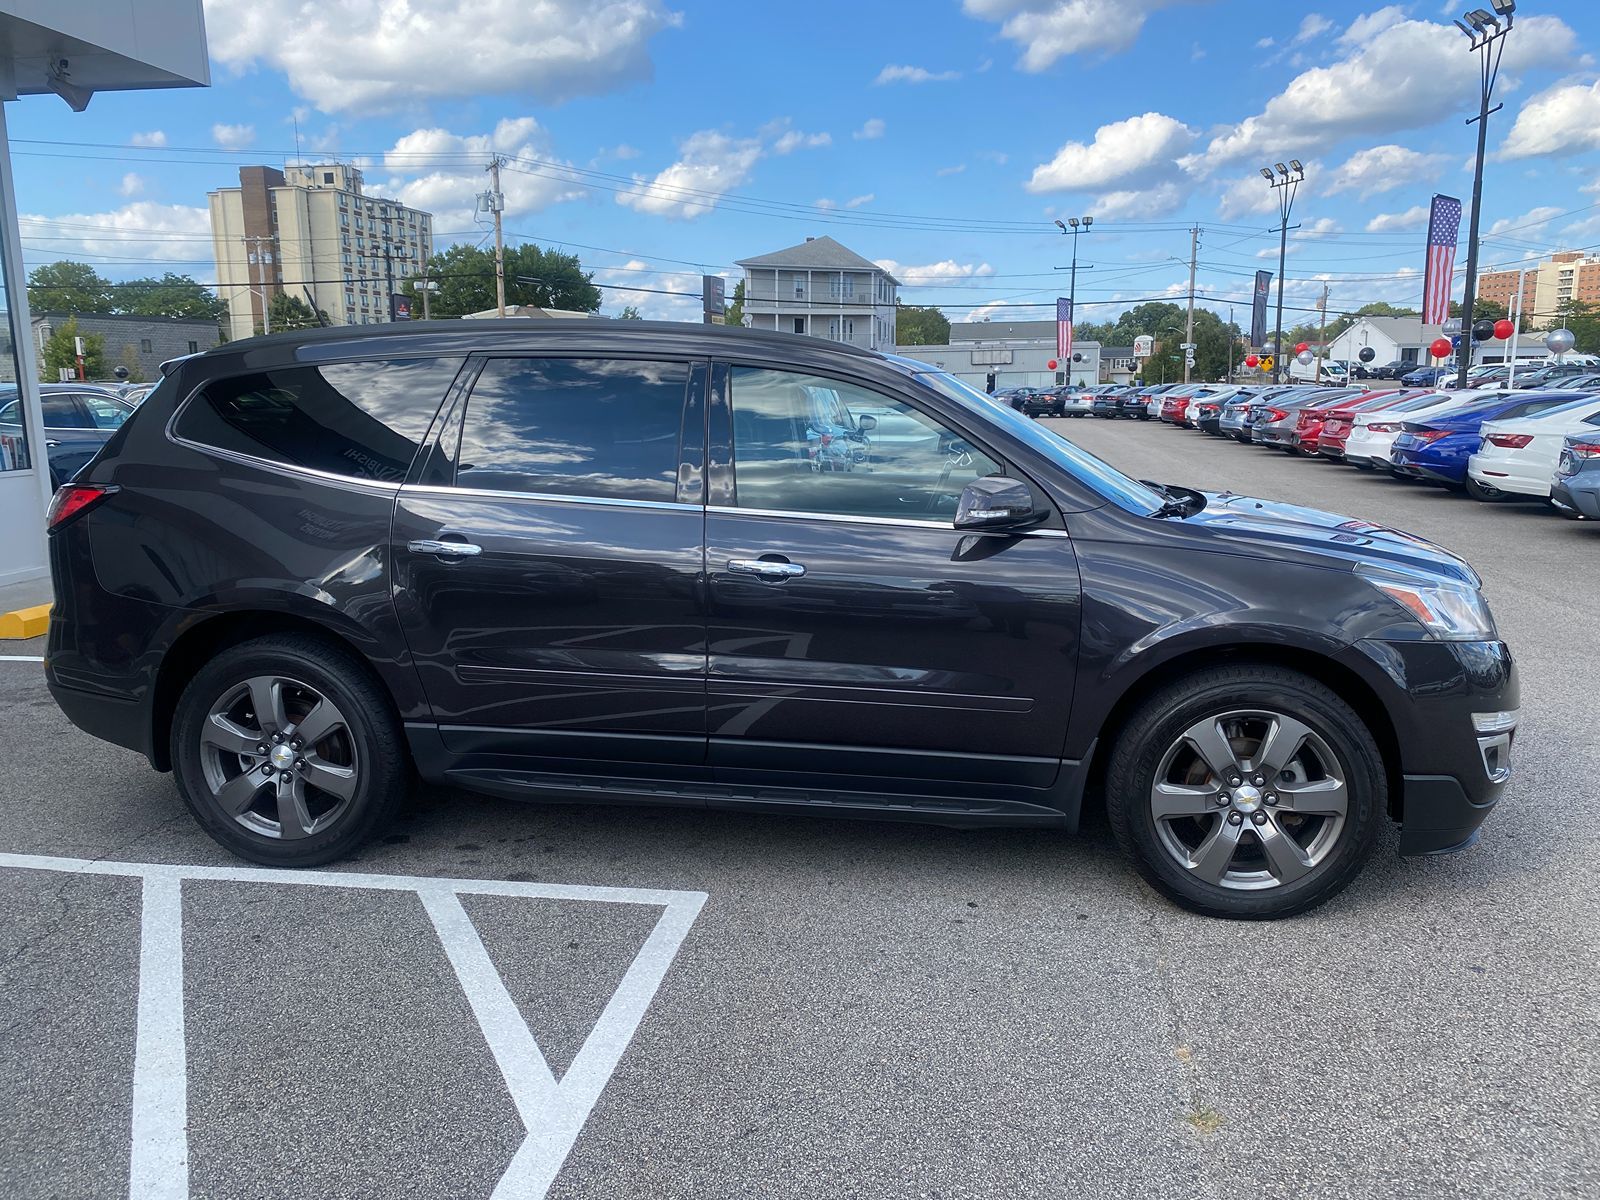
xmin=28 ymin=312 xmax=220 ymax=382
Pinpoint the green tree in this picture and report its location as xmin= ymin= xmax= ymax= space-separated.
xmin=402 ymin=243 xmax=602 ymax=318
xmin=40 ymin=316 xmax=106 ymax=381
xmin=119 ymin=273 xmax=227 ymax=323
xmin=617 ymin=305 xmax=644 ymax=320
xmin=724 ymin=279 xmax=745 ymax=327
xmin=116 ymin=344 xmax=147 ymax=383
xmin=1560 ymin=300 xmax=1600 ymax=354
xmin=260 ymin=292 xmax=326 ymax=334
xmin=896 ymin=303 xmax=951 ymax=345
xmin=28 ymin=261 xmax=114 ymax=314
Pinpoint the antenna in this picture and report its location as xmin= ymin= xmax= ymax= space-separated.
xmin=293 ymin=115 xmax=302 ymax=164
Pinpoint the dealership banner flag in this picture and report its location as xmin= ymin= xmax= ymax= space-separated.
xmin=1251 ymin=270 xmax=1271 ymax=347
xmin=1422 ymin=194 xmax=1462 ymax=325
xmin=1056 ymin=297 xmax=1072 ymax=362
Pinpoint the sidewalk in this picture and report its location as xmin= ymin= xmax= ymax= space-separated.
xmin=0 ymin=574 xmax=52 ymax=639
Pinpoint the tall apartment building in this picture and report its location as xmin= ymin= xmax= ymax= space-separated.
xmin=209 ymin=164 xmax=433 ymax=341
xmin=1478 ymin=250 xmax=1600 ymax=328
xmin=735 ymin=236 xmax=899 ymax=349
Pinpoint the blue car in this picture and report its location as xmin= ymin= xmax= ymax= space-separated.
xmin=1389 ymin=390 xmax=1587 ymax=487
xmin=1400 ymin=365 xmax=1449 ymax=387
xmin=1552 ymin=433 xmax=1600 ymax=518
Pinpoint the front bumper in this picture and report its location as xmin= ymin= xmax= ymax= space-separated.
xmin=1352 ymin=638 xmax=1519 ymax=856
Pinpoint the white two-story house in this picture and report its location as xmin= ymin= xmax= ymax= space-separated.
xmin=735 ymin=236 xmax=899 ymax=350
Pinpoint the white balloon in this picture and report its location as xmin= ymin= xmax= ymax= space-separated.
xmin=1545 ymin=328 xmax=1576 ymax=355
xmin=1296 ymin=349 xmax=1314 ymax=365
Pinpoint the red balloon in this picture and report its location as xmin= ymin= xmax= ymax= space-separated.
xmin=1244 ymin=354 xmax=1260 ymax=367
xmin=1493 ymin=319 xmax=1515 ymax=340
xmin=1429 ymin=337 xmax=1453 ymax=359
xmin=1047 ymin=359 xmax=1058 ymax=370
xmin=1294 ymin=341 xmax=1309 ymax=354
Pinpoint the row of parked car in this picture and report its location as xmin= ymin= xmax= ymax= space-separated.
xmin=1090 ymin=370 xmax=1600 ymax=519
xmin=0 ymin=381 xmax=150 ymax=484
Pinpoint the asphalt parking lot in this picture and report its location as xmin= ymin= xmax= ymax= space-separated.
xmin=2 ymin=417 xmax=1597 ymax=1200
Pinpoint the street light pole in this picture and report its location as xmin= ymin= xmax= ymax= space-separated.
xmin=1260 ymin=160 xmax=1305 ymax=385
xmin=1053 ymin=216 xmax=1094 ymax=373
xmin=1452 ymin=1 xmax=1515 ymax=390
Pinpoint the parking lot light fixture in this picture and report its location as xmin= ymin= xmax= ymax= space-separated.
xmin=1053 ymin=216 xmax=1095 ymax=368
xmin=1262 ymin=160 xmax=1306 ymax=384
xmin=1453 ymin=0 xmax=1514 ymax=390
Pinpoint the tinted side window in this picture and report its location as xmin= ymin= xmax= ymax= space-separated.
xmin=729 ymin=366 xmax=999 ymax=521
xmin=79 ymin=395 xmax=131 ymax=429
xmin=177 ymin=358 xmax=460 ymax=483
xmin=42 ymin=395 xmax=91 ymax=429
xmin=452 ymin=357 xmax=686 ymax=501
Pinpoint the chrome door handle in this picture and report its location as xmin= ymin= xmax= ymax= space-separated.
xmin=727 ymin=558 xmax=805 ymax=580
xmin=408 ymin=538 xmax=483 ymax=558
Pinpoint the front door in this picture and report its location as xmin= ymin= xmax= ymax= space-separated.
xmin=391 ymin=354 xmax=708 ymax=770
xmin=704 ymin=362 xmax=1082 ymax=796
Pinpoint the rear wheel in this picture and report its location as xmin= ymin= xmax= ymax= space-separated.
xmin=1465 ymin=475 xmax=1508 ymax=502
xmin=172 ymin=634 xmax=409 ymax=866
xmin=1105 ymin=666 xmax=1382 ymax=919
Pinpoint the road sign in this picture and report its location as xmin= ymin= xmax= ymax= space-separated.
xmin=1133 ymin=335 xmax=1154 ymax=358
xmin=1261 ymin=354 xmax=1275 ymax=372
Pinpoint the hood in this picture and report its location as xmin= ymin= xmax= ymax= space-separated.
xmin=1182 ymin=490 xmax=1480 ymax=585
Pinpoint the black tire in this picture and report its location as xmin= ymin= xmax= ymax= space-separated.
xmin=1465 ymin=475 xmax=1508 ymax=502
xmin=1105 ymin=665 xmax=1383 ymax=919
xmin=171 ymin=633 xmax=410 ymax=866
xmin=1351 ymin=459 xmax=1374 ymax=471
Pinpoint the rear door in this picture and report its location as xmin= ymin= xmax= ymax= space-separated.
xmin=702 ymin=361 xmax=1082 ymax=800
xmin=391 ymin=353 xmax=709 ymax=772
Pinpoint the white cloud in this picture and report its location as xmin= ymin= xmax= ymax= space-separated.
xmin=853 ymin=118 xmax=886 ymax=140
xmin=1184 ymin=14 xmax=1579 ymax=172
xmin=963 ymin=0 xmax=1179 ymax=71
xmin=1344 ymin=6 xmax=1410 ymax=43
xmin=1300 ymin=217 xmax=1343 ymax=239
xmin=205 ymin=0 xmax=681 ymax=115
xmin=1498 ymin=80 xmax=1600 ymax=160
xmin=1257 ymin=244 xmax=1299 ymax=259
xmin=771 ymin=127 xmax=831 ymax=155
xmin=1027 ymin=111 xmax=1193 ymax=193
xmin=875 ymin=258 xmax=995 ymax=286
xmin=1325 ymin=144 xmax=1448 ymax=199
xmin=1215 ymin=172 xmax=1283 ymax=220
xmin=844 ymin=193 xmax=874 ymax=208
xmin=597 ymin=260 xmax=719 ymax=322
xmin=617 ymin=130 xmax=762 ymax=220
xmin=118 ymin=173 xmax=145 ymax=197
xmin=936 ymin=163 xmax=967 ymax=177
xmin=383 ymin=117 xmax=586 ymax=233
xmin=814 ymin=198 xmax=837 ymax=210
xmin=1487 ymin=206 xmax=1564 ymax=237
xmin=1366 ymin=205 xmax=1430 ymax=232
xmin=129 ymin=130 xmax=166 ymax=148
xmin=875 ymin=64 xmax=961 ymax=84
xmin=212 ymin=123 xmax=255 ymax=149
xmin=1086 ymin=182 xmax=1186 ymax=219
xmin=1255 ymin=36 xmax=1275 ymax=49
xmin=18 ymin=202 xmax=211 ymax=265
xmin=612 ymin=144 xmax=641 ymax=160
xmin=1293 ymin=13 xmax=1333 ymax=43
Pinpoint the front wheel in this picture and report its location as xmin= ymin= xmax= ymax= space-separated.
xmin=171 ymin=634 xmax=410 ymax=866
xmin=1105 ymin=666 xmax=1383 ymax=919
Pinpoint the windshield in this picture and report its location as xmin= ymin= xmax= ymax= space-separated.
xmin=914 ymin=368 xmax=1166 ymax=515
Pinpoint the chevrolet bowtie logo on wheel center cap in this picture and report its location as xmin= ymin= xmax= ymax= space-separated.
xmin=269 ymin=744 xmax=296 ymax=770
xmin=1231 ymin=784 xmax=1264 ymax=813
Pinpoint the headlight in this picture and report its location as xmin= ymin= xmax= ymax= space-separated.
xmin=1356 ymin=562 xmax=1495 ymax=640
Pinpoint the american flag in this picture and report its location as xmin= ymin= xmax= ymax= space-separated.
xmin=1422 ymin=194 xmax=1462 ymax=325
xmin=1056 ymin=297 xmax=1073 ymax=362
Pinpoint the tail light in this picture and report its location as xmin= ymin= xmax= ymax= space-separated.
xmin=46 ymin=483 xmax=117 ymax=531
xmin=1412 ymin=429 xmax=1451 ymax=443
xmin=1486 ymin=433 xmax=1533 ymax=449
xmin=1570 ymin=441 xmax=1600 ymax=459
xmin=1366 ymin=422 xmax=1398 ymax=433
xmin=1264 ymin=408 xmax=1287 ymax=422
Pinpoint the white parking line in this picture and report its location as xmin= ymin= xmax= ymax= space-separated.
xmin=0 ymin=654 xmax=44 ymax=662
xmin=0 ymin=853 xmax=707 ymax=1200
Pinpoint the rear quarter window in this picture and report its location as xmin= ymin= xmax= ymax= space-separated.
xmin=175 ymin=358 xmax=462 ymax=484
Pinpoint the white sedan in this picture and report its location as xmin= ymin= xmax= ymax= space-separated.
xmin=1467 ymin=393 xmax=1600 ymax=501
xmin=1341 ymin=391 xmax=1474 ymax=470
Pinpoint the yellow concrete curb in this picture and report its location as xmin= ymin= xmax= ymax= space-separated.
xmin=0 ymin=604 xmax=50 ymax=639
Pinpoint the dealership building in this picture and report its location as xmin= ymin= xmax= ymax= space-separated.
xmin=895 ymin=319 xmax=1102 ymax=391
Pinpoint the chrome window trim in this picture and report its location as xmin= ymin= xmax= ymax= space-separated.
xmin=401 ymin=482 xmax=700 ymax=512
xmin=166 ymin=434 xmax=408 ymax=497
xmin=707 ymin=503 xmax=1069 ymax=537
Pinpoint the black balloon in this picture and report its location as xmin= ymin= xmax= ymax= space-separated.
xmin=1358 ymin=346 xmax=1376 ymax=362
xmin=1072 ymin=352 xmax=1082 ymax=362
xmin=1472 ymin=318 xmax=1496 ymax=342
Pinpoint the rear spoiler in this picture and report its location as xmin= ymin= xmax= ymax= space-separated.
xmin=158 ymin=352 xmax=202 ymax=378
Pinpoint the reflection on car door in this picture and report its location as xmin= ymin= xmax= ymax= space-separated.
xmin=704 ymin=362 xmax=1083 ymax=803
xmin=391 ymin=354 xmax=709 ymax=772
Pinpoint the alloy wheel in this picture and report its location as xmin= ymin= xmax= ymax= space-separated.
xmin=1148 ymin=709 xmax=1348 ymax=891
xmin=197 ymin=675 xmax=359 ymax=840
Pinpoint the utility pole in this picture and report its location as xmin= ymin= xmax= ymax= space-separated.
xmin=1227 ymin=304 xmax=1235 ymax=382
xmin=1505 ymin=266 xmax=1526 ymax=387
xmin=1183 ymin=224 xmax=1200 ymax=384
xmin=1053 ymin=216 xmax=1094 ymax=370
xmin=486 ymin=157 xmax=507 ymax=317
xmin=1314 ymin=284 xmax=1330 ymax=382
xmin=242 ymin=235 xmax=274 ymax=334
xmin=1452 ymin=4 xmax=1514 ymax=389
xmin=383 ymin=245 xmax=395 ymax=321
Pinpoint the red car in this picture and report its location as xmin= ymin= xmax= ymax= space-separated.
xmin=1316 ymin=389 xmax=1429 ymax=459
xmin=1293 ymin=388 xmax=1398 ymax=453
xmin=1160 ymin=392 xmax=1195 ymax=424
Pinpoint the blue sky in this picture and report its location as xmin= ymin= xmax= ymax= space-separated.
xmin=8 ymin=0 xmax=1599 ymax=328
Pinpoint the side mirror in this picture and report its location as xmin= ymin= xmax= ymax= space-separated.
xmin=953 ymin=474 xmax=1043 ymax=532
xmin=856 ymin=414 xmax=877 ymax=432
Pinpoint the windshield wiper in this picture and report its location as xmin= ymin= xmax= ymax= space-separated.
xmin=1141 ymin=480 xmax=1205 ymax=519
